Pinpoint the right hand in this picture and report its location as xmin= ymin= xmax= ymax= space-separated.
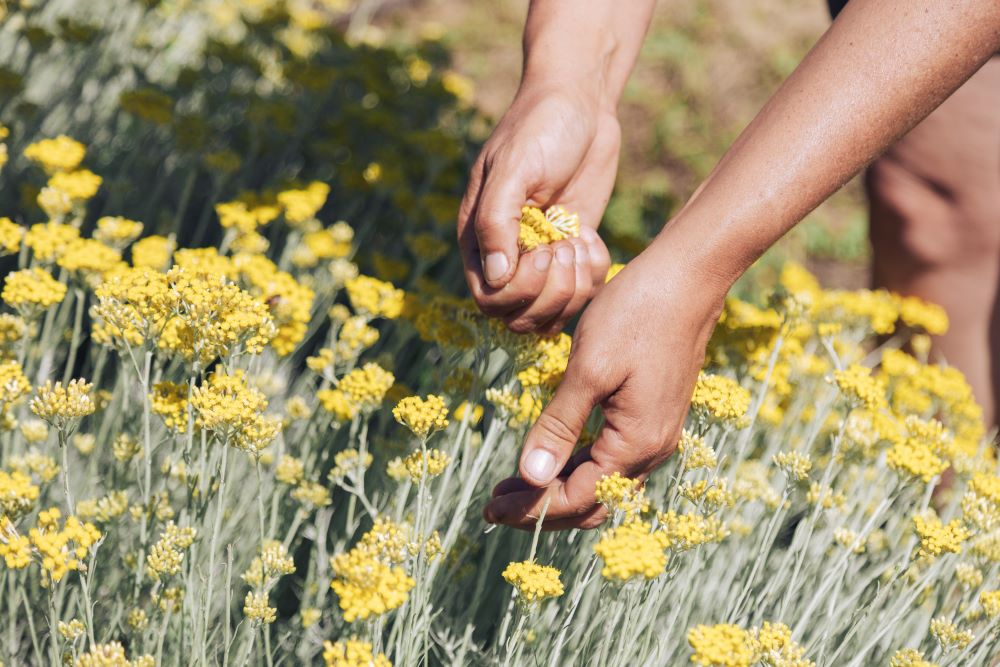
xmin=457 ymin=85 xmax=616 ymax=335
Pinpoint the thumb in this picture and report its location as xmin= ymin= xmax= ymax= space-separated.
xmin=474 ymin=168 xmax=526 ymax=288
xmin=519 ymin=364 xmax=600 ymax=486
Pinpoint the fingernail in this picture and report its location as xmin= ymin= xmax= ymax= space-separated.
xmin=523 ymin=449 xmax=555 ymax=482
xmin=484 ymin=252 xmax=509 ymax=283
xmin=533 ymin=250 xmax=552 ymax=272
xmin=555 ymin=246 xmax=574 ymax=267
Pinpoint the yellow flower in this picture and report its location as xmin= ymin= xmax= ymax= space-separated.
xmin=691 ymin=373 xmax=751 ymax=425
xmin=275 ymin=456 xmax=305 ymax=485
xmin=242 ymin=541 xmax=296 ymax=587
xmin=278 ymin=181 xmax=330 ymax=226
xmin=0 ymin=470 xmax=39 ymax=520
xmin=23 ymin=135 xmax=86 ymax=172
xmin=402 ymin=449 xmax=451 ymax=481
xmin=889 ymin=648 xmax=937 ymax=667
xmin=980 ymin=590 xmax=1000 ymax=618
xmin=657 ymin=511 xmax=728 ymax=551
xmin=58 ymin=618 xmax=85 ymax=640
xmin=392 ymin=394 xmax=449 ymax=438
xmin=832 ymin=364 xmax=887 ymax=410
xmin=322 ymin=639 xmax=392 ymax=667
xmin=74 ymin=641 xmax=154 ymax=667
xmin=57 ymin=238 xmax=124 ymax=279
xmin=886 ymin=438 xmax=948 ymax=484
xmin=291 ymin=480 xmax=332 ymax=509
xmin=897 ymin=295 xmax=949 ymax=335
xmin=336 ymin=363 xmax=395 ymax=413
xmin=150 ymin=381 xmax=189 ymax=433
xmin=593 ymin=520 xmax=669 ymax=581
xmin=94 ymin=216 xmax=144 ymax=248
xmin=31 ymin=379 xmax=95 ymax=427
xmin=131 ymin=235 xmax=175 ymax=270
xmin=773 ymin=451 xmax=812 ymax=481
xmin=2 ymin=267 xmax=67 ymax=314
xmin=0 ymin=217 xmax=23 ymax=255
xmin=913 ymin=511 xmax=968 ymax=561
xmin=928 ymin=617 xmax=972 ymax=651
xmin=345 ymin=275 xmax=405 ymax=319
xmin=595 ymin=472 xmax=648 ymax=517
xmin=502 ymin=560 xmax=564 ymax=603
xmin=146 ymin=521 xmax=196 ymax=579
xmin=243 ymin=591 xmax=277 ymax=624
xmin=48 ymin=169 xmax=102 ymax=201
xmin=687 ymin=624 xmax=755 ymax=667
xmin=518 ymin=205 xmax=580 ymax=251
xmin=330 ymin=539 xmax=415 ymax=622
xmin=190 ymin=371 xmax=280 ymax=455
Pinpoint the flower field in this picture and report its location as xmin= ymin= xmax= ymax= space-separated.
xmin=1 ymin=2 xmax=999 ymax=666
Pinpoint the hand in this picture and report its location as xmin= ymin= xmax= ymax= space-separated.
xmin=483 ymin=241 xmax=728 ymax=530
xmin=457 ymin=85 xmax=615 ymax=335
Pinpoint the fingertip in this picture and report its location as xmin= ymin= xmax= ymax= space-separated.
xmin=482 ymin=251 xmax=514 ymax=287
xmin=520 ymin=448 xmax=557 ymax=485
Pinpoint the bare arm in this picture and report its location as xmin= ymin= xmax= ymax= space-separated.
xmin=486 ymin=0 xmax=1000 ymax=530
xmin=457 ymin=1 xmax=654 ymax=334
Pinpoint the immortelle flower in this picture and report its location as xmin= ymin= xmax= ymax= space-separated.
xmin=832 ymin=364 xmax=887 ymax=411
xmin=23 ymin=135 xmax=86 ymax=172
xmin=913 ymin=511 xmax=968 ymax=561
xmin=402 ymin=449 xmax=451 ymax=481
xmin=330 ymin=532 xmax=415 ymax=622
xmin=277 ymin=181 xmax=329 ymax=227
xmin=593 ymin=520 xmax=669 ymax=581
xmin=131 ymin=235 xmax=175 ymax=271
xmin=2 ymin=267 xmax=67 ymax=316
xmin=980 ymin=590 xmax=1000 ymax=618
xmin=515 ymin=332 xmax=572 ymax=389
xmin=773 ymin=451 xmax=812 ymax=482
xmin=26 ymin=508 xmax=101 ymax=583
xmin=345 ymin=275 xmax=405 ymax=319
xmin=48 ymin=169 xmax=102 ymax=201
xmin=190 ymin=371 xmax=281 ymax=456
xmin=657 ymin=511 xmax=728 ymax=552
xmin=595 ymin=472 xmax=648 ymax=517
xmin=0 ymin=217 xmax=23 ymax=256
xmin=94 ymin=216 xmax=143 ymax=249
xmin=74 ymin=641 xmax=154 ymax=667
xmin=886 ymin=438 xmax=949 ymax=484
xmin=0 ymin=470 xmax=39 ymax=520
xmin=31 ymin=379 xmax=95 ymax=431
xmin=146 ymin=521 xmax=197 ymax=579
xmin=518 ymin=205 xmax=580 ymax=251
xmin=393 ymin=394 xmax=449 ymax=438
xmin=687 ymin=624 xmax=755 ymax=667
xmin=929 ymin=617 xmax=972 ymax=651
xmin=691 ymin=372 xmax=751 ymax=425
xmin=334 ymin=363 xmax=395 ymax=413
xmin=678 ymin=430 xmax=717 ymax=470
xmin=243 ymin=591 xmax=277 ymax=624
xmin=322 ymin=639 xmax=392 ymax=667
xmin=242 ymin=541 xmax=296 ymax=587
xmin=502 ymin=560 xmax=564 ymax=604
xmin=889 ymin=648 xmax=937 ymax=667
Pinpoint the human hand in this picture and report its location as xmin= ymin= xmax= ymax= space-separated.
xmin=483 ymin=241 xmax=728 ymax=530
xmin=457 ymin=85 xmax=615 ymax=335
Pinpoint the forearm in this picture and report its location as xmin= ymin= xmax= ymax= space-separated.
xmin=654 ymin=0 xmax=1000 ymax=292
xmin=520 ymin=0 xmax=655 ymax=110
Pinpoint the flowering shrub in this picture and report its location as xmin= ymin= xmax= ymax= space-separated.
xmin=0 ymin=2 xmax=999 ymax=667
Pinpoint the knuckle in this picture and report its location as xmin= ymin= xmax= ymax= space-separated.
xmin=533 ymin=410 xmax=579 ymax=448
